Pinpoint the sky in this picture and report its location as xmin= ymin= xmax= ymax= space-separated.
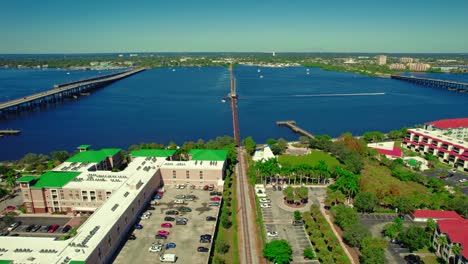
xmin=1 ymin=0 xmax=468 ymax=53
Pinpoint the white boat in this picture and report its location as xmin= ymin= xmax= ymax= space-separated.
xmin=257 ymin=69 xmax=261 ymax=73
xmin=260 ymin=75 xmax=264 ymax=78
xmin=66 ymin=72 xmax=70 ymax=75
xmin=221 ymin=99 xmax=226 ymax=103
xmin=307 ymin=72 xmax=310 ymax=75
xmin=172 ymin=69 xmax=176 ymax=72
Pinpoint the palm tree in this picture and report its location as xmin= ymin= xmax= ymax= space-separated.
xmin=436 ymin=235 xmax=447 ymax=255
xmin=5 ymin=174 xmax=16 ymax=194
xmin=451 ymin=243 xmax=462 ymax=263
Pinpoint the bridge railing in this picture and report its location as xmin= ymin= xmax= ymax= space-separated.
xmin=53 ymin=68 xmax=133 ymax=88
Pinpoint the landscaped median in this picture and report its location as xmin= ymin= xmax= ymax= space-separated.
xmin=302 ymin=205 xmax=351 ymax=264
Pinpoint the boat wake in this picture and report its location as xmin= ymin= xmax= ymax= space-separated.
xmin=292 ymin=92 xmax=385 ymax=97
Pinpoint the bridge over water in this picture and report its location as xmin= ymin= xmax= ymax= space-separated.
xmin=391 ymin=75 xmax=468 ymax=93
xmin=0 ymin=68 xmax=145 ymax=117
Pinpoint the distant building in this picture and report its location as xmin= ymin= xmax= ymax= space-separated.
xmin=432 ymin=219 xmax=468 ymax=264
xmin=408 ymin=62 xmax=431 ymax=71
xmin=400 ymin=57 xmax=414 ymax=63
xmin=376 ymin=55 xmax=387 ymax=65
xmin=402 ymin=128 xmax=468 ymax=171
xmin=424 ymin=118 xmax=468 ymax=141
xmin=411 ymin=210 xmax=463 ymax=222
xmin=344 ymin=58 xmax=357 ymax=64
xmin=272 ymin=52 xmax=276 ymax=57
xmin=389 ymin=63 xmax=406 ymax=70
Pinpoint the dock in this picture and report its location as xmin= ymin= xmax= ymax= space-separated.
xmin=0 ymin=130 xmax=21 ymax=136
xmin=276 ymin=120 xmax=314 ymax=138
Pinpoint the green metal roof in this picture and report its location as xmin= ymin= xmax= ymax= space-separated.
xmin=131 ymin=149 xmax=176 ymax=158
xmin=66 ymin=148 xmax=121 ymax=163
xmin=69 ymin=261 xmax=86 ymax=264
xmin=17 ymin=175 xmax=39 ymax=183
xmin=189 ymin=149 xmax=228 ymax=161
xmin=0 ymin=260 xmax=12 ymax=264
xmin=407 ymin=159 xmax=418 ymax=167
xmin=30 ymin=171 xmax=81 ymax=189
xmin=77 ymin=144 xmax=91 ymax=149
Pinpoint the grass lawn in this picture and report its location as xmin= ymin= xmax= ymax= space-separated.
xmin=360 ymin=160 xmax=428 ymax=198
xmin=421 ymin=255 xmax=441 ymax=264
xmin=278 ymin=150 xmax=340 ymax=168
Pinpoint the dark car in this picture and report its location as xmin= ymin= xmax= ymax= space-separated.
xmin=146 ymin=206 xmax=155 ymax=210
xmin=155 ymin=234 xmax=167 ymax=239
xmin=153 ymin=195 xmax=162 ymax=200
xmin=178 ymin=207 xmax=192 ymax=212
xmin=277 ymin=186 xmax=283 ymax=191
xmin=25 ymin=224 xmax=35 ymax=232
xmin=166 ymin=242 xmax=176 ymax=249
xmin=272 ymin=186 xmax=277 ymax=191
xmin=206 ymin=216 xmax=217 ymax=221
xmin=197 ymin=246 xmax=209 ymax=252
xmin=31 ymin=225 xmax=41 ymax=232
xmin=209 ymin=191 xmax=217 ymax=196
xmin=164 ymin=216 xmax=175 ymax=222
xmin=175 ymin=220 xmax=187 ymax=225
xmin=404 ymin=254 xmax=423 ymax=264
xmin=200 ymin=238 xmax=211 ymax=243
xmin=62 ymin=225 xmax=71 ymax=233
xmin=292 ymin=220 xmax=304 ymax=226
xmin=134 ymin=224 xmax=143 ymax=229
xmin=165 ymin=210 xmax=179 ymax=215
xmin=128 ymin=233 xmax=136 ymax=240
xmin=200 ymin=234 xmax=212 ymax=240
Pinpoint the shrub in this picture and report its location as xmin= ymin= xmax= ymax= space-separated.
xmin=303 ymin=247 xmax=315 ymax=259
xmin=294 ymin=210 xmax=302 ymax=221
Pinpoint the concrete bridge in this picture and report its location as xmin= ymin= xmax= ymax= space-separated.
xmin=0 ymin=68 xmax=145 ymax=116
xmin=391 ymin=75 xmax=468 ymax=93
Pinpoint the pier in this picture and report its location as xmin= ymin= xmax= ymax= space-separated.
xmin=0 ymin=68 xmax=145 ymax=117
xmin=276 ymin=120 xmax=314 ymax=138
xmin=391 ymin=75 xmax=468 ymax=93
xmin=0 ymin=130 xmax=21 ymax=136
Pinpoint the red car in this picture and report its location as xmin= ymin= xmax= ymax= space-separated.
xmin=5 ymin=206 xmax=16 ymax=211
xmin=157 ymin=230 xmax=170 ymax=236
xmin=48 ymin=224 xmax=59 ymax=233
xmin=161 ymin=223 xmax=173 ymax=228
xmin=210 ymin=197 xmax=221 ymax=202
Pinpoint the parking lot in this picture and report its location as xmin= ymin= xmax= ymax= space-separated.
xmin=1 ymin=216 xmax=78 ymax=237
xmin=422 ymin=168 xmax=468 ymax=195
xmin=114 ymin=186 xmax=221 ymax=264
xmin=260 ymin=186 xmax=321 ymax=264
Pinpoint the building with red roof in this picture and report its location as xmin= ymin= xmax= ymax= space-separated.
xmin=402 ymin=128 xmax=468 ymax=172
xmin=425 ymin=118 xmax=468 ymax=141
xmin=367 ymin=141 xmax=402 ymax=159
xmin=411 ymin=209 xmax=463 ymax=222
xmin=433 ymin=219 xmax=468 ymax=264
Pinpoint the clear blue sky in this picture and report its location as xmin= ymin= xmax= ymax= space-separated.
xmin=2 ymin=0 xmax=468 ymax=53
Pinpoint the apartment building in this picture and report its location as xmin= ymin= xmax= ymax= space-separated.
xmin=433 ymin=219 xmax=468 ymax=264
xmin=402 ymin=128 xmax=468 ymax=171
xmin=376 ymin=55 xmax=387 ymax=65
xmin=408 ymin=62 xmax=431 ymax=71
xmin=424 ymin=118 xmax=468 ymax=141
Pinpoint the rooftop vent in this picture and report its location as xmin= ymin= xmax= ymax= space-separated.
xmin=111 ymin=204 xmax=119 ymax=211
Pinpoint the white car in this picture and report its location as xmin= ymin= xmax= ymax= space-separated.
xmin=141 ymin=214 xmax=150 ymax=220
xmin=259 ymin=198 xmax=271 ymax=203
xmin=149 ymin=244 xmax=163 ymax=252
xmin=7 ymin=222 xmax=20 ymax=231
xmin=143 ymin=211 xmax=152 ymax=216
xmin=459 ymin=179 xmax=467 ymax=183
xmin=267 ymin=231 xmax=278 ymax=237
xmin=260 ymin=203 xmax=271 ymax=208
xmin=174 ymin=199 xmax=185 ymax=204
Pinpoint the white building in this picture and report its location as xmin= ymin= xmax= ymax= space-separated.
xmin=424 ymin=118 xmax=468 ymax=141
xmin=253 ymin=146 xmax=275 ymax=162
xmin=376 ymin=55 xmax=387 ymax=65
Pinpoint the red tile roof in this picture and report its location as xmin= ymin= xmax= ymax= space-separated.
xmin=438 ymin=219 xmax=468 ymax=259
xmin=374 ymin=146 xmax=402 ymax=158
xmin=426 ymin=118 xmax=468 ymax=129
xmin=412 ymin=210 xmax=463 ymax=220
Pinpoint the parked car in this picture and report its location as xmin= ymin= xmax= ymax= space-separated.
xmin=146 ymin=206 xmax=156 ymax=210
xmin=267 ymin=231 xmax=278 ymax=237
xmin=210 ymin=197 xmax=221 ymax=201
xmin=148 ymin=244 xmax=163 ymax=252
xmin=272 ymin=186 xmax=277 ymax=191
xmin=161 ymin=223 xmax=173 ymax=228
xmin=166 ymin=242 xmax=176 ymax=249
xmin=7 ymin=221 xmax=21 ymax=231
xmin=153 ymin=195 xmax=162 ymax=200
xmin=48 ymin=224 xmax=60 ymax=233
xmin=209 ymin=191 xmax=222 ymax=196
xmin=62 ymin=225 xmax=71 ymax=233
xmin=31 ymin=225 xmax=41 ymax=232
xmin=5 ymin=206 xmax=16 ymax=211
xmin=155 ymin=234 xmax=168 ymax=239
xmin=175 ymin=195 xmax=186 ymax=199
xmin=404 ymin=254 xmax=423 ymax=264
xmin=174 ymin=199 xmax=185 ymax=204
xmin=200 ymin=234 xmax=212 ymax=240
xmin=40 ymin=225 xmax=51 ymax=233
xmin=134 ymin=224 xmax=143 ymax=229
xmin=165 ymin=210 xmax=179 ymax=215
xmin=177 ymin=217 xmax=188 ymax=222
xmin=259 ymin=198 xmax=271 ymax=203
xmin=128 ymin=233 xmax=136 ymax=240
xmin=141 ymin=214 xmax=151 ymax=220
xmin=260 ymin=203 xmax=271 ymax=208
xmin=277 ymin=186 xmax=283 ymax=191
xmin=292 ymin=220 xmax=303 ymax=226
xmin=175 ymin=220 xmax=187 ymax=225
xmin=178 ymin=207 xmax=192 ymax=212
xmin=164 ymin=216 xmax=175 ymax=222
xmin=460 ymin=179 xmax=467 ymax=183
xmin=157 ymin=230 xmax=170 ymax=236
xmin=197 ymin=246 xmax=209 ymax=252
xmin=209 ymin=202 xmax=220 ymax=207
xmin=200 ymin=238 xmax=211 ymax=243
xmin=206 ymin=216 xmax=217 ymax=221
xmin=184 ymin=195 xmax=196 ymax=201
xmin=25 ymin=224 xmax=35 ymax=232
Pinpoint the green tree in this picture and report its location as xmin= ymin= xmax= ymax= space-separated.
xmin=294 ymin=210 xmax=302 ymax=221
xmin=167 ymin=141 xmax=178 ymax=150
xmin=5 ymin=174 xmax=16 ymax=191
xmin=343 ymin=223 xmax=371 ymax=247
xmin=393 ymin=196 xmax=416 ymax=214
xmin=283 ymin=186 xmax=295 ymax=202
xmin=363 ymin=131 xmax=385 ymax=143
xmin=360 ymin=237 xmax=387 ymax=264
xmin=50 ymin=151 xmax=70 ymax=162
xmin=383 ymin=218 xmax=403 ymax=239
xmin=220 ymin=214 xmax=232 ymax=229
xmin=215 ymin=238 xmax=230 ymax=254
xmin=399 ymin=225 xmax=430 ymax=252
xmin=303 ymin=247 xmax=315 ymax=259
xmin=354 ymin=192 xmax=378 ymax=213
xmin=266 ymin=138 xmax=277 ymax=146
xmin=325 ymin=189 xmax=346 ymax=206
xmin=212 ymin=255 xmax=226 ymax=264
xmin=333 ymin=204 xmax=359 ymax=230
xmin=242 ymin=136 xmax=257 ymax=156
xmin=263 ymin=240 xmax=293 ymax=264
xmin=426 ymin=218 xmax=437 ymax=233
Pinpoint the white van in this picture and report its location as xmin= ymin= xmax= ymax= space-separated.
xmin=160 ymin=253 xmax=177 ymax=262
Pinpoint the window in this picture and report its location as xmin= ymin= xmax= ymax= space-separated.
xmin=172 ymin=170 xmax=176 ymax=178
xmin=186 ymin=171 xmax=190 ymax=179
xmin=27 ymin=208 xmax=33 ymax=213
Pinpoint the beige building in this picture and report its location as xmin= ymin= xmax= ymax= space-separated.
xmin=432 ymin=219 xmax=468 ymax=264
xmin=424 ymin=118 xmax=468 ymax=142
xmin=376 ymin=55 xmax=387 ymax=65
xmin=408 ymin=62 xmax=431 ymax=71
xmin=389 ymin=63 xmax=406 ymax=70
xmin=400 ymin=57 xmax=414 ymax=63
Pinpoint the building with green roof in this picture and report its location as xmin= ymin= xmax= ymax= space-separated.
xmin=29 ymin=171 xmax=81 ymax=189
xmin=17 ymin=175 xmax=39 ymax=183
xmin=130 ymin=149 xmax=176 ymax=159
xmin=189 ymin=149 xmax=228 ymax=161
xmin=66 ymin=148 xmax=121 ymax=170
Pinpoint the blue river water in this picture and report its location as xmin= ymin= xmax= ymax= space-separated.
xmin=0 ymin=66 xmax=467 ymax=160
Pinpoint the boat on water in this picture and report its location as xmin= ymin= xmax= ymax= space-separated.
xmin=172 ymin=69 xmax=176 ymax=72
xmin=257 ymin=69 xmax=261 ymax=73
xmin=259 ymin=75 xmax=264 ymax=79
xmin=221 ymin=99 xmax=226 ymax=103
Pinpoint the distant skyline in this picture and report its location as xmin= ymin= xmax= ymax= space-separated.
xmin=2 ymin=0 xmax=468 ymax=54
